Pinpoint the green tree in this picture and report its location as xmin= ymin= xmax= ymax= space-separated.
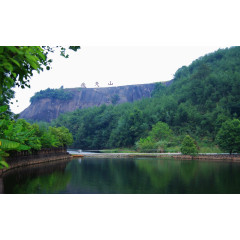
xmin=0 ymin=46 xmax=79 ymax=168
xmin=135 ymin=122 xmax=174 ymax=153
xmin=128 ymin=109 xmax=145 ymax=142
xmin=40 ymin=131 xmax=60 ymax=148
xmin=30 ymin=88 xmax=73 ymax=103
xmin=3 ymin=119 xmax=41 ymax=150
xmin=151 ymin=82 xmax=166 ymax=97
xmin=49 ymin=126 xmax=73 ymax=147
xmin=149 ymin=121 xmax=173 ymax=141
xmin=0 ymin=46 xmax=80 ymax=113
xmin=111 ymin=94 xmax=120 ymax=105
xmin=180 ymin=135 xmax=198 ymax=156
xmin=216 ymin=119 xmax=240 ymax=154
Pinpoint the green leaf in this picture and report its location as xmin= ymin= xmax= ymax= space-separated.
xmin=10 ymin=58 xmax=21 ymax=67
xmin=7 ymin=46 xmax=18 ymax=53
xmin=17 ymin=144 xmax=31 ymax=151
xmin=0 ymin=105 xmax=8 ymax=113
xmin=3 ymin=62 xmax=14 ymax=71
xmin=0 ymin=160 xmax=9 ymax=168
xmin=4 ymin=77 xmax=14 ymax=88
xmin=0 ymin=139 xmax=20 ymax=150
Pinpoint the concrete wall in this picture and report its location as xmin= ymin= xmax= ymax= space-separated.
xmin=0 ymin=147 xmax=72 ymax=176
xmin=172 ymin=154 xmax=240 ymax=161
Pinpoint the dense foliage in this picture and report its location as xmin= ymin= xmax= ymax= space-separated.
xmin=30 ymin=87 xmax=73 ymax=103
xmin=136 ymin=121 xmax=174 ymax=152
xmin=216 ymin=119 xmax=240 ymax=154
xmin=111 ymin=94 xmax=120 ymax=105
xmin=52 ymin=47 xmax=240 ymax=151
xmin=0 ymin=46 xmax=47 ymax=116
xmin=0 ymin=113 xmax=73 ymax=169
xmin=0 ymin=46 xmax=79 ymax=168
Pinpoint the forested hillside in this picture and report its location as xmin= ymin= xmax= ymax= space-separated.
xmin=51 ymin=47 xmax=240 ymax=151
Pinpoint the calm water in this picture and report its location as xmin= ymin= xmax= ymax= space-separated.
xmin=2 ymin=157 xmax=240 ymax=194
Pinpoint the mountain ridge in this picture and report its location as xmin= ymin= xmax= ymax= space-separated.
xmin=20 ymin=81 xmax=172 ymax=122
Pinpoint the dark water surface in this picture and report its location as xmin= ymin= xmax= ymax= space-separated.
xmin=2 ymin=157 xmax=240 ymax=194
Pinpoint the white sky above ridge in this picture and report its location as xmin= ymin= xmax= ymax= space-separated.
xmin=10 ymin=46 xmax=230 ymax=114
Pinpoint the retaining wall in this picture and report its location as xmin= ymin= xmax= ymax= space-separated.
xmin=172 ymin=154 xmax=240 ymax=161
xmin=0 ymin=147 xmax=72 ymax=176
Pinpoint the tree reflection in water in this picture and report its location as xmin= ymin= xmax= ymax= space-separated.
xmin=3 ymin=160 xmax=71 ymax=194
xmin=2 ymin=158 xmax=240 ymax=194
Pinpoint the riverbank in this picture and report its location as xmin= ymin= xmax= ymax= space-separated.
xmin=72 ymin=152 xmax=240 ymax=161
xmin=0 ymin=147 xmax=72 ymax=176
xmin=172 ymin=154 xmax=240 ymax=161
xmin=2 ymin=151 xmax=239 ymax=177
xmin=72 ymin=152 xmax=179 ymax=158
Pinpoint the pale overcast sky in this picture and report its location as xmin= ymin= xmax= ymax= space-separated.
xmin=10 ymin=46 xmax=230 ymax=114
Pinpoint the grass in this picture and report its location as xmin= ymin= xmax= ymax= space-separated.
xmin=99 ymin=148 xmax=137 ymax=153
xmin=198 ymin=145 xmax=222 ymax=153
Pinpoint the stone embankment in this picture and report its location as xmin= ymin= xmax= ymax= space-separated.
xmin=73 ymin=152 xmax=240 ymax=161
xmin=0 ymin=147 xmax=71 ymax=176
xmin=172 ymin=154 xmax=240 ymax=161
xmin=75 ymin=153 xmax=180 ymax=158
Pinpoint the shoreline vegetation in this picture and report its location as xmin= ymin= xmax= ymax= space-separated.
xmin=97 ymin=145 xmax=222 ymax=154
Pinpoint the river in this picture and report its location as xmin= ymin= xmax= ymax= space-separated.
xmin=1 ymin=157 xmax=240 ymax=194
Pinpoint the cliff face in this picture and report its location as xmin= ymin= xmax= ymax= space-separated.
xmin=20 ymin=82 xmax=170 ymax=122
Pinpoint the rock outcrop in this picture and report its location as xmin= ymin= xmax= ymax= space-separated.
xmin=20 ymin=82 xmax=171 ymax=122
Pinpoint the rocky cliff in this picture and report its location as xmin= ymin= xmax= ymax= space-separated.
xmin=20 ymin=82 xmax=171 ymax=122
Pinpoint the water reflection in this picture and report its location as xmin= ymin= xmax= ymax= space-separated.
xmin=2 ymin=159 xmax=71 ymax=194
xmin=2 ymin=158 xmax=240 ymax=194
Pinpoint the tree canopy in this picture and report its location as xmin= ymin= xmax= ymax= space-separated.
xmin=30 ymin=88 xmax=74 ymax=103
xmin=0 ymin=46 xmax=79 ymax=168
xmin=0 ymin=46 xmax=80 ymax=113
xmin=180 ymin=135 xmax=198 ymax=156
xmin=216 ymin=119 xmax=240 ymax=154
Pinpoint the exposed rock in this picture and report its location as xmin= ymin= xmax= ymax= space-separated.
xmin=20 ymin=82 xmax=172 ymax=122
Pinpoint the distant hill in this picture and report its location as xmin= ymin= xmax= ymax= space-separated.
xmin=50 ymin=46 xmax=240 ymax=150
xmin=20 ymin=81 xmax=172 ymax=122
xmin=20 ymin=46 xmax=240 ymax=150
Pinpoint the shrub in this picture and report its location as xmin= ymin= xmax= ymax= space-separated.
xmin=180 ymin=135 xmax=198 ymax=155
xmin=30 ymin=88 xmax=73 ymax=103
xmin=136 ymin=137 xmax=156 ymax=153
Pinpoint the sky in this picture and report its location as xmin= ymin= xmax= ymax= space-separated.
xmin=10 ymin=46 xmax=230 ymax=114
